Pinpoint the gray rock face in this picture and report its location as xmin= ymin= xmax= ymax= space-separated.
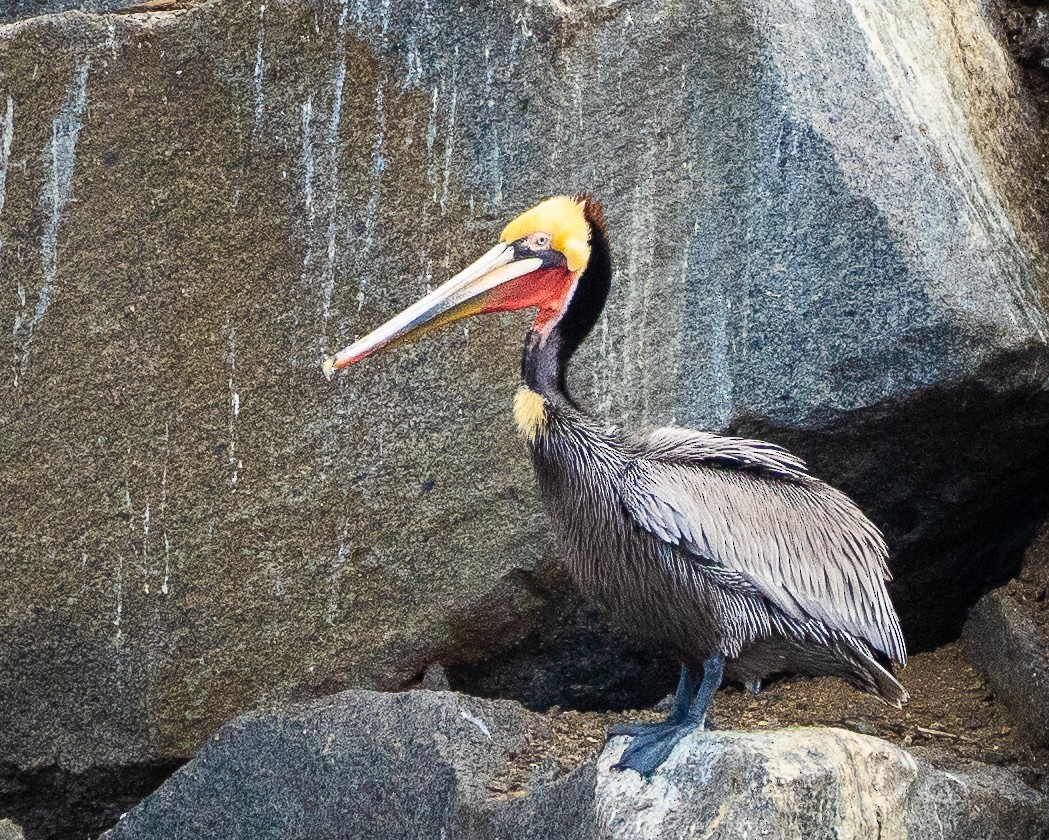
xmin=0 ymin=0 xmax=127 ymax=24
xmin=964 ymin=592 xmax=1049 ymax=747
xmin=104 ymin=691 xmax=1049 ymax=840
xmin=102 ymin=689 xmax=596 ymax=840
xmin=964 ymin=520 xmax=1049 ymax=748
xmin=1 ymin=0 xmax=1048 ymax=818
xmin=598 ymin=729 xmax=1049 ymax=840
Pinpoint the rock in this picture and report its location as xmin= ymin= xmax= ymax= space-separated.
xmin=102 ymin=689 xmax=595 ymax=840
xmin=1 ymin=0 xmax=131 ymax=24
xmin=964 ymin=595 xmax=1049 ymax=747
xmin=0 ymin=820 xmax=23 ymax=840
xmin=2 ymin=0 xmax=1049 ymax=828
xmin=597 ymin=728 xmax=1049 ymax=840
xmin=103 ymin=693 xmax=1049 ymax=840
xmin=1005 ymin=5 xmax=1049 ymax=73
xmin=963 ymin=521 xmax=1049 ymax=748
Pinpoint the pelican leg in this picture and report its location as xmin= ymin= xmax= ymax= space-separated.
xmin=606 ymin=666 xmax=698 ymax=738
xmin=612 ymin=653 xmax=725 ymax=778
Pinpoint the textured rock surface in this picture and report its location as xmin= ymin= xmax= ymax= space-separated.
xmin=0 ymin=820 xmax=23 ymax=840
xmin=101 ymin=691 xmax=1049 ymax=840
xmin=964 ymin=521 xmax=1049 ymax=748
xmin=598 ymin=728 xmax=1049 ymax=840
xmin=102 ymin=689 xmax=596 ymax=840
xmin=1 ymin=0 xmax=1048 ymax=818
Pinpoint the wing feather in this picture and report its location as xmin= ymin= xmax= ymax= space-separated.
xmin=622 ymin=427 xmax=907 ymax=665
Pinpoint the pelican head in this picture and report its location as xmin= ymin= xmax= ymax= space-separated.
xmin=323 ymin=195 xmax=595 ymax=379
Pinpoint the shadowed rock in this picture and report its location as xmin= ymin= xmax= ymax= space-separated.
xmin=964 ymin=519 xmax=1049 ymax=748
xmin=102 ymin=690 xmax=596 ymax=840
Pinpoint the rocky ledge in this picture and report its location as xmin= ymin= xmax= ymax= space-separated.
xmin=964 ymin=520 xmax=1049 ymax=749
xmin=101 ymin=689 xmax=1049 ymax=840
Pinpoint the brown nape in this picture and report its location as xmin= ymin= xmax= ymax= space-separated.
xmin=574 ymin=192 xmax=608 ymax=235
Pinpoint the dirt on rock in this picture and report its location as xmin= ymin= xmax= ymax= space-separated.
xmin=1002 ymin=575 xmax=1049 ymax=633
xmin=491 ymin=641 xmax=1049 ymax=798
xmin=1008 ymin=520 xmax=1049 ymax=634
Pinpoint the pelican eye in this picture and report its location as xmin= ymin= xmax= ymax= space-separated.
xmin=529 ymin=232 xmax=551 ymax=250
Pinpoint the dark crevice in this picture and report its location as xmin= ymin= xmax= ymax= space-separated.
xmin=996 ymin=0 xmax=1049 ymax=239
xmin=0 ymin=760 xmax=182 ymax=840
xmin=1003 ymin=3 xmax=1049 ymax=74
xmin=445 ymin=574 xmax=677 ymax=713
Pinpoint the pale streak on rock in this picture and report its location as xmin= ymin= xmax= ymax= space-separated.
xmin=113 ymin=554 xmax=124 ymax=645
xmin=620 ymin=172 xmax=656 ymax=424
xmin=160 ymin=421 xmax=171 ymax=596
xmin=459 ymin=708 xmax=491 ymax=738
xmin=358 ymin=73 xmax=388 ymax=276
xmin=326 ymin=521 xmax=350 ymax=624
xmin=320 ymin=0 xmax=349 ymax=325
xmin=13 ymin=57 xmax=88 ymax=386
xmin=403 ymin=31 xmax=423 ymax=89
xmin=489 ymin=126 xmax=502 ymax=206
xmin=114 ymin=483 xmax=135 ymax=645
xmin=300 ymin=0 xmax=349 ymax=358
xmin=142 ymin=502 xmax=151 ymax=591
xmin=0 ymin=96 xmax=13 ymax=221
xmin=225 ymin=316 xmax=240 ymax=489
xmin=426 ymin=84 xmax=439 ymax=201
xmin=301 ymin=94 xmax=315 ymax=220
xmin=0 ymin=96 xmax=12 ymax=308
xmin=252 ymin=4 xmax=266 ymax=133
xmin=696 ymin=219 xmax=734 ymax=428
xmin=106 ymin=21 xmax=117 ymax=58
xmin=439 ymin=49 xmax=458 ymax=214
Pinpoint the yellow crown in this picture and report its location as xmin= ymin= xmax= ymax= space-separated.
xmin=500 ymin=196 xmax=592 ymax=273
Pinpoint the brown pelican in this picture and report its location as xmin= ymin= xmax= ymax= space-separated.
xmin=324 ymin=195 xmax=907 ymax=777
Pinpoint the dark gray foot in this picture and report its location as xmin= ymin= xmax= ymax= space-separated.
xmin=611 ymin=719 xmax=702 ymax=777
xmin=611 ymin=653 xmax=726 ymax=778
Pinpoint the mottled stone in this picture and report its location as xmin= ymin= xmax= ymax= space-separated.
xmin=101 ymin=693 xmax=1049 ymax=840
xmin=597 ymin=728 xmax=1049 ymax=840
xmin=0 ymin=820 xmax=23 ymax=840
xmin=103 ymin=689 xmax=596 ymax=840
xmin=0 ymin=0 xmax=130 ymax=23
xmin=964 ymin=590 xmax=1049 ymax=747
xmin=0 ymin=0 xmax=1047 ymax=812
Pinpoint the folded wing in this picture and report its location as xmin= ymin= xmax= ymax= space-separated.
xmin=622 ymin=427 xmax=906 ymax=665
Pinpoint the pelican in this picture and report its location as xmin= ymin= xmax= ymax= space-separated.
xmin=324 ymin=195 xmax=907 ymax=777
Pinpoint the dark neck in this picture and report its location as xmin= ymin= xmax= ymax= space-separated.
xmin=522 ymin=212 xmax=612 ymax=401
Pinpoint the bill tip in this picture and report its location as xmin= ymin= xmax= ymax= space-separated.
xmin=322 ymin=356 xmax=336 ymax=381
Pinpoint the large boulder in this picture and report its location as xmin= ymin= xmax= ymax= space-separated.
xmin=102 ymin=689 xmax=596 ymax=840
xmin=598 ymin=728 xmax=1049 ymax=840
xmin=1 ymin=0 xmax=1048 ymax=824
xmin=102 ymin=690 xmax=1049 ymax=839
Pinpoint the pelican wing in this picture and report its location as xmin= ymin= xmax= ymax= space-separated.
xmin=621 ymin=427 xmax=906 ymax=665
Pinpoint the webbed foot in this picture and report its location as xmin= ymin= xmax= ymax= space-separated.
xmin=610 ymin=653 xmax=726 ymax=778
xmin=611 ymin=718 xmax=703 ymax=777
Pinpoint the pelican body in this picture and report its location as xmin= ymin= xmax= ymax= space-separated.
xmin=326 ymin=196 xmax=907 ymax=776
